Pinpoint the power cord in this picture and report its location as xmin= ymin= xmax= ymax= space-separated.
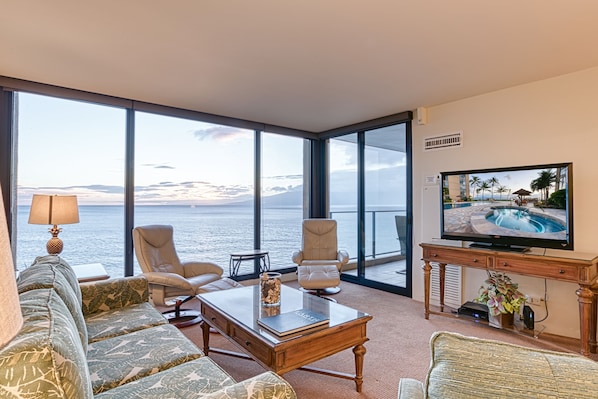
xmin=534 ymin=279 xmax=549 ymax=323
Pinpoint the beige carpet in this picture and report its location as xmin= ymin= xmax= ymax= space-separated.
xmin=176 ymin=281 xmax=591 ymax=399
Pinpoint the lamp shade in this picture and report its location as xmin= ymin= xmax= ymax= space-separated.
xmin=0 ymin=192 xmax=23 ymax=349
xmin=28 ymin=194 xmax=79 ymax=225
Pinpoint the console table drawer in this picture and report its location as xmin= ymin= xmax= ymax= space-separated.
xmin=495 ymin=257 xmax=579 ymax=282
xmin=201 ymin=305 xmax=229 ymax=333
xmin=423 ymin=247 xmax=489 ymax=269
xmin=230 ymin=325 xmax=272 ymax=366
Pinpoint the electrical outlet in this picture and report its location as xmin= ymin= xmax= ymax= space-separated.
xmin=525 ymin=295 xmax=546 ymax=305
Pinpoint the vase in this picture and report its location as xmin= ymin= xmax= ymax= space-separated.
xmin=488 ymin=312 xmax=514 ymax=329
xmin=260 ymin=272 xmax=282 ymax=307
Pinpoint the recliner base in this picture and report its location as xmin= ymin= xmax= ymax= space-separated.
xmin=299 ymin=286 xmax=341 ymax=300
xmin=162 ymin=308 xmax=202 ymax=328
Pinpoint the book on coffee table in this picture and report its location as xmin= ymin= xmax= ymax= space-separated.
xmin=257 ymin=309 xmax=329 ymax=336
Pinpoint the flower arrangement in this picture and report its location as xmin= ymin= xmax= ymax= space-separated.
xmin=475 ymin=271 xmax=525 ymax=316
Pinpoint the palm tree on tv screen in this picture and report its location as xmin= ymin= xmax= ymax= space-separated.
xmin=530 ymin=169 xmax=556 ymax=204
xmin=469 ymin=176 xmax=481 ymax=200
xmin=487 ymin=176 xmax=499 ymax=199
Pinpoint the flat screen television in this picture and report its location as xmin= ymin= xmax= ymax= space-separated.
xmin=440 ymin=162 xmax=573 ymax=251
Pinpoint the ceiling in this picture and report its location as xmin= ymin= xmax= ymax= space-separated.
xmin=2 ymin=1 xmax=598 ymax=133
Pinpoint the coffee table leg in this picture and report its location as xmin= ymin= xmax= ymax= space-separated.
xmin=353 ymin=343 xmax=366 ymax=392
xmin=201 ymin=320 xmax=210 ymax=355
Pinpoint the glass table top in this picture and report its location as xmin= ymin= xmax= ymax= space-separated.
xmin=198 ymin=284 xmax=370 ymax=344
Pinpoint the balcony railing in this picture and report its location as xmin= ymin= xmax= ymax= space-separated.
xmin=329 ymin=208 xmax=406 ymax=260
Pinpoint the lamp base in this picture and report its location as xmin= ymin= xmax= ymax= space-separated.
xmin=46 ymin=237 xmax=63 ymax=255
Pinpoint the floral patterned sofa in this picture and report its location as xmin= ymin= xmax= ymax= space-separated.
xmin=0 ymin=255 xmax=296 ymax=399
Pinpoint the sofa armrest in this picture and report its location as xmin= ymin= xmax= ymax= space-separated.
xmin=397 ymin=378 xmax=424 ymax=399
xmin=182 ymin=261 xmax=224 ymax=277
xmin=200 ymin=371 xmax=296 ymax=399
xmin=337 ymin=249 xmax=350 ymax=265
xmin=80 ymin=275 xmax=149 ymax=316
xmin=291 ymin=250 xmax=304 ymax=265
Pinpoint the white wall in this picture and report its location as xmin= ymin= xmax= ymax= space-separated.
xmin=411 ymin=66 xmax=598 ymax=338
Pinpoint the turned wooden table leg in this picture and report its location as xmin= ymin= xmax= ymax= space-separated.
xmin=576 ymin=285 xmax=593 ymax=356
xmin=201 ymin=320 xmax=211 ymax=355
xmin=353 ymin=343 xmax=367 ymax=392
xmin=423 ymin=261 xmax=432 ymax=319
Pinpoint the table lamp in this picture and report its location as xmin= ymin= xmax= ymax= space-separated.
xmin=0 ymin=191 xmax=23 ymax=349
xmin=28 ymin=194 xmax=79 ymax=255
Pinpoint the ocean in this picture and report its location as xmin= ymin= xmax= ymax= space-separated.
xmin=16 ymin=205 xmax=403 ymax=278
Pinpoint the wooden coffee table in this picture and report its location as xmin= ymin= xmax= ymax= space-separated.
xmin=197 ymin=284 xmax=372 ymax=392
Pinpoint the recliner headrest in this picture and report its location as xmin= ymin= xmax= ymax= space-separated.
xmin=303 ymin=219 xmax=337 ymax=235
xmin=134 ymin=225 xmax=174 ymax=248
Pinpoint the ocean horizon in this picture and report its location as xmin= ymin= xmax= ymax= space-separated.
xmin=16 ymin=204 xmax=404 ymax=278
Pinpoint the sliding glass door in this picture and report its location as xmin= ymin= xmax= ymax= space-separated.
xmin=329 ymin=123 xmax=411 ymax=296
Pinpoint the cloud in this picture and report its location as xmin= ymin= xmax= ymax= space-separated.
xmin=142 ymin=163 xmax=175 ymax=170
xmin=192 ymin=126 xmax=251 ymax=142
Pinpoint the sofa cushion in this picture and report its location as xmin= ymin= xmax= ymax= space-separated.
xmin=17 ymin=261 xmax=88 ymax=350
xmin=425 ymin=331 xmax=598 ymax=399
xmin=199 ymin=371 xmax=298 ymax=399
xmin=80 ymin=276 xmax=150 ymax=316
xmin=93 ymin=357 xmax=235 ymax=398
xmin=0 ymin=289 xmax=93 ymax=399
xmin=85 ymin=301 xmax=168 ymax=343
xmin=30 ymin=255 xmax=82 ymax=303
xmin=86 ymin=323 xmax=203 ymax=394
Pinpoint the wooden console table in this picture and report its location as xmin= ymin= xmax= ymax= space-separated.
xmin=420 ymin=242 xmax=598 ymax=356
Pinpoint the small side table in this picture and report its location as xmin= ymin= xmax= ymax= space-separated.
xmin=229 ymin=250 xmax=270 ymax=277
xmin=71 ymin=263 xmax=110 ymax=283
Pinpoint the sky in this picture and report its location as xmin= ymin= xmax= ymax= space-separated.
xmin=456 ymin=167 xmax=567 ymax=200
xmin=16 ymin=92 xmax=407 ymax=208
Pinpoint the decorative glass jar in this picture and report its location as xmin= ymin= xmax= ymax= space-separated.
xmin=260 ymin=272 xmax=281 ymax=307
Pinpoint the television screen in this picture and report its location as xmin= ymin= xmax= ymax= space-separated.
xmin=440 ymin=162 xmax=573 ymax=251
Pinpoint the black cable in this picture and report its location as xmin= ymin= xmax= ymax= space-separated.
xmin=535 ymin=279 xmax=549 ymax=322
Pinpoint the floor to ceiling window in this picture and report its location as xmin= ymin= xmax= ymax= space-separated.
xmin=261 ymin=132 xmax=307 ymax=271
xmin=14 ymin=92 xmax=126 ymax=275
xmin=134 ymin=112 xmax=255 ymax=277
xmin=7 ymin=87 xmax=309 ymax=280
xmin=328 ymin=123 xmax=411 ymax=296
xmin=363 ymin=124 xmax=408 ymax=288
xmin=5 ymin=79 xmax=409 ymax=291
xmin=329 ymin=133 xmax=359 ymax=265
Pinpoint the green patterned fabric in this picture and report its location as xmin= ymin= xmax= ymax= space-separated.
xmin=30 ymin=255 xmax=83 ymax=303
xmin=17 ymin=261 xmax=88 ymax=350
xmin=94 ymin=357 xmax=234 ymax=398
xmin=422 ymin=331 xmax=598 ymax=399
xmin=0 ymin=289 xmax=93 ymax=399
xmin=200 ymin=371 xmax=297 ymax=399
xmin=6 ymin=265 xmax=295 ymax=398
xmin=87 ymin=323 xmax=203 ymax=394
xmin=397 ymin=378 xmax=424 ymax=399
xmin=85 ymin=301 xmax=167 ymax=343
xmin=80 ymin=275 xmax=149 ymax=316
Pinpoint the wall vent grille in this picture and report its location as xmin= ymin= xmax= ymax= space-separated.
xmin=430 ymin=264 xmax=462 ymax=309
xmin=424 ymin=132 xmax=462 ymax=151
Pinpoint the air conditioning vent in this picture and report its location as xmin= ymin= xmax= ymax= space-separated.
xmin=430 ymin=264 xmax=462 ymax=309
xmin=424 ymin=132 xmax=462 ymax=151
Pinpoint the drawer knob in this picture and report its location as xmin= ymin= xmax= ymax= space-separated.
xmin=473 ymin=258 xmax=478 ymax=263
xmin=432 ymin=253 xmax=438 ymax=257
xmin=211 ymin=317 xmax=216 ymax=321
xmin=559 ymin=269 xmax=565 ymax=274
xmin=503 ymin=262 xmax=509 ymax=267
xmin=245 ymin=340 xmax=251 ymax=346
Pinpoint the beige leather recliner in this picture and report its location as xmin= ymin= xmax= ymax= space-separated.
xmin=132 ymin=224 xmax=224 ymax=327
xmin=292 ymin=219 xmax=349 ymax=295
